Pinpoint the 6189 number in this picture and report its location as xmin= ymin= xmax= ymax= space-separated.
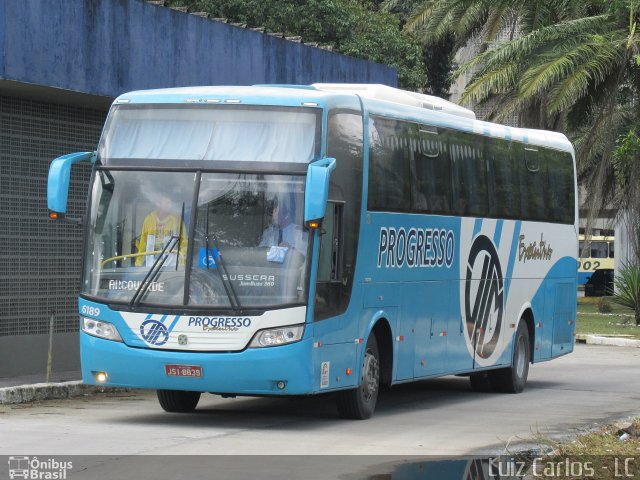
xmin=81 ymin=305 xmax=101 ymax=317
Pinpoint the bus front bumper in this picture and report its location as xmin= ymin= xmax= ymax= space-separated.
xmin=80 ymin=332 xmax=315 ymax=395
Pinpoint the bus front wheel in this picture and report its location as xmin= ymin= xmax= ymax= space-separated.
xmin=157 ymin=389 xmax=201 ymax=413
xmin=490 ymin=321 xmax=530 ymax=393
xmin=336 ymin=334 xmax=380 ymax=419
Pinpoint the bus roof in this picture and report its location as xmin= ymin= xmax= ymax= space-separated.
xmin=114 ymin=84 xmax=574 ymax=154
xmin=115 ymin=85 xmax=342 ymax=105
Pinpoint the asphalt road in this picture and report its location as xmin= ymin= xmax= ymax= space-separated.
xmin=1 ymin=344 xmax=639 ymax=478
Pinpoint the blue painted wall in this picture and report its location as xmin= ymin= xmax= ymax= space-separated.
xmin=0 ymin=0 xmax=5 ymax=80
xmin=0 ymin=0 xmax=396 ymax=97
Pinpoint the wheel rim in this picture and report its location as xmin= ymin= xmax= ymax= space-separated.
xmin=515 ymin=335 xmax=527 ymax=379
xmin=361 ymin=350 xmax=379 ymax=402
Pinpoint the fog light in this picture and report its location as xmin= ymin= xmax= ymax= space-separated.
xmin=94 ymin=371 xmax=108 ymax=383
xmin=276 ymin=381 xmax=286 ymax=390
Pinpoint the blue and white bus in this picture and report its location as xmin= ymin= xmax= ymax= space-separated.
xmin=48 ymin=84 xmax=577 ymax=419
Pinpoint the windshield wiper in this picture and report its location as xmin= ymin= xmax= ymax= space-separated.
xmin=205 ymin=207 xmax=243 ymax=313
xmin=175 ymin=202 xmax=185 ymax=271
xmin=130 ymin=203 xmax=186 ymax=307
xmin=129 ymin=234 xmax=179 ymax=308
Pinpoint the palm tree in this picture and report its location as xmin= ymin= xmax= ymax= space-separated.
xmin=385 ymin=0 xmax=586 ymax=51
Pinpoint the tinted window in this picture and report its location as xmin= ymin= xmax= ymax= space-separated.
xmin=315 ymin=112 xmax=363 ymax=320
xmin=450 ymin=131 xmax=489 ymax=217
xmin=590 ymin=241 xmax=608 ymax=258
xmin=368 ymin=116 xmax=412 ymax=211
xmin=546 ymin=149 xmax=574 ymax=223
xmin=412 ymin=126 xmax=450 ymax=214
xmin=519 ymin=147 xmax=548 ymax=222
xmin=487 ymin=138 xmax=520 ymax=219
xmin=366 ymin=116 xmax=575 ymax=224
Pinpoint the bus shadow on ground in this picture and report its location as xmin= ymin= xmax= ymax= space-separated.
xmin=109 ymin=374 xmax=561 ymax=428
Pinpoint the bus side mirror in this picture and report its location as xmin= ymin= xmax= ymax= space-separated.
xmin=47 ymin=151 xmax=96 ymax=223
xmin=304 ymin=157 xmax=336 ymax=228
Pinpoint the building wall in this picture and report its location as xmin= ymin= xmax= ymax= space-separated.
xmin=1 ymin=0 xmax=396 ymax=98
xmin=0 ymin=95 xmax=106 ymax=376
xmin=0 ymin=95 xmax=105 ymax=376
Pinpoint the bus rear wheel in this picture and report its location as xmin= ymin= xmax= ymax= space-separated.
xmin=336 ymin=334 xmax=380 ymax=419
xmin=157 ymin=389 xmax=201 ymax=412
xmin=489 ymin=321 xmax=530 ymax=393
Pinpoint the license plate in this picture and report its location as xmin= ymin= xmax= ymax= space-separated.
xmin=164 ymin=364 xmax=203 ymax=378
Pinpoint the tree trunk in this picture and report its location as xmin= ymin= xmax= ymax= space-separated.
xmin=636 ymin=304 xmax=640 ymax=327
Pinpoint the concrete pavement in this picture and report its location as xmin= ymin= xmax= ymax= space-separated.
xmin=1 ymin=344 xmax=639 ymax=457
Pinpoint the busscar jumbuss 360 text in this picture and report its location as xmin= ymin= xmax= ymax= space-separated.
xmin=47 ymin=84 xmax=577 ymax=419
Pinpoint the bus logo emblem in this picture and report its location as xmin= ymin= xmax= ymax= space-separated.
xmin=140 ymin=319 xmax=169 ymax=346
xmin=464 ymin=235 xmax=504 ymax=359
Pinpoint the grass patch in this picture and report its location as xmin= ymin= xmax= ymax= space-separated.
xmin=528 ymin=418 xmax=640 ymax=479
xmin=577 ymin=296 xmax=633 ymax=313
xmin=577 ymin=297 xmax=640 ymax=339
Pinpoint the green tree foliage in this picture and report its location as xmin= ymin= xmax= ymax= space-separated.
xmin=421 ymin=34 xmax=455 ymax=97
xmin=613 ymin=262 xmax=640 ymax=326
xmin=167 ymin=0 xmax=427 ymax=90
xmin=389 ymin=0 xmax=585 ymax=49
xmin=382 ymin=0 xmax=456 ymax=96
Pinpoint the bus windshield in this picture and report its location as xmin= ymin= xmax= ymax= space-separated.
xmin=83 ymin=170 xmax=310 ymax=309
xmin=98 ymin=105 xmax=319 ymax=163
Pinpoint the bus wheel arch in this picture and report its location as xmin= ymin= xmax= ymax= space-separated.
xmin=337 ymin=332 xmax=380 ymax=419
xmin=490 ymin=316 xmax=531 ymax=393
xmin=335 ymin=317 xmax=392 ymax=419
xmin=520 ymin=308 xmax=535 ymax=364
xmin=371 ymin=318 xmax=393 ymax=389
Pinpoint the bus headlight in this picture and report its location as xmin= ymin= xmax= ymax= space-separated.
xmin=82 ymin=317 xmax=122 ymax=342
xmin=249 ymin=324 xmax=304 ymax=348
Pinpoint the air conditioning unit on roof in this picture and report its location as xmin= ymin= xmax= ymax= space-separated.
xmin=312 ymin=83 xmax=476 ymax=120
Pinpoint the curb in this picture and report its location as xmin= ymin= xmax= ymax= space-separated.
xmin=0 ymin=381 xmax=130 ymax=405
xmin=575 ymin=334 xmax=640 ymax=348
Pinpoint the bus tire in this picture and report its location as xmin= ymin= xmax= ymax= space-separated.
xmin=489 ymin=321 xmax=530 ymax=393
xmin=157 ymin=389 xmax=201 ymax=413
xmin=336 ymin=334 xmax=380 ymax=419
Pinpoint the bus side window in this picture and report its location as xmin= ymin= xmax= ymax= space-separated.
xmin=488 ymin=138 xmax=519 ymax=220
xmin=545 ymin=149 xmax=574 ymax=223
xmin=590 ymin=241 xmax=608 ymax=259
xmin=368 ymin=116 xmax=411 ymax=211
xmin=412 ymin=126 xmax=450 ymax=215
xmin=450 ymin=131 xmax=489 ymax=217
xmin=520 ymin=146 xmax=548 ymax=222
